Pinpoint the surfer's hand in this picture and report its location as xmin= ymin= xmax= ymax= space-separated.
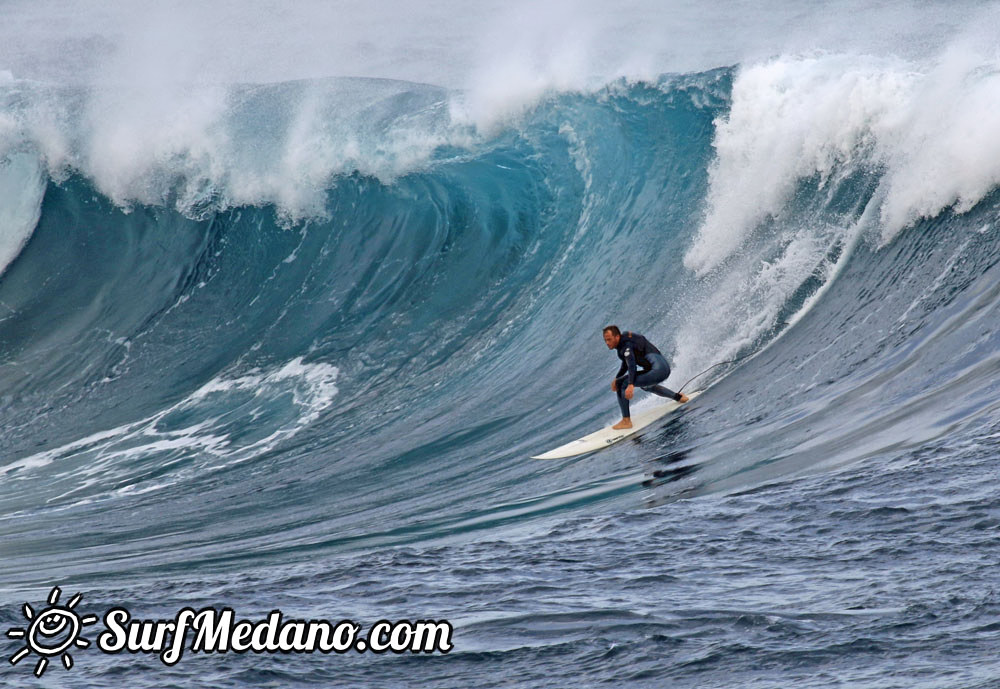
xmin=625 ymin=384 xmax=634 ymax=400
xmin=611 ymin=379 xmax=617 ymax=392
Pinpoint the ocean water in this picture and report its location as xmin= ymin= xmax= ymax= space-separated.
xmin=2 ymin=2 xmax=1000 ymax=687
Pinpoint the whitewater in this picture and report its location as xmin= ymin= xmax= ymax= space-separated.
xmin=1 ymin=1 xmax=1000 ymax=687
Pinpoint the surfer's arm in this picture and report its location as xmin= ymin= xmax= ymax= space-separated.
xmin=624 ymin=348 xmax=637 ymax=386
xmin=611 ymin=358 xmax=626 ymax=391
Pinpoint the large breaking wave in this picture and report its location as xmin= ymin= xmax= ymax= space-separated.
xmin=1 ymin=47 xmax=1000 ymax=582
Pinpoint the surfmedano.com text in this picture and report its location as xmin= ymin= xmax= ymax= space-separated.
xmin=99 ymin=607 xmax=453 ymax=665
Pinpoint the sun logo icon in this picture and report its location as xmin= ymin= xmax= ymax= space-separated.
xmin=6 ymin=586 xmax=99 ymax=677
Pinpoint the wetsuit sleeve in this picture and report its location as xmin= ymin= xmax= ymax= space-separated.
xmin=616 ymin=360 xmax=627 ymax=378
xmin=623 ymin=345 xmax=637 ymax=386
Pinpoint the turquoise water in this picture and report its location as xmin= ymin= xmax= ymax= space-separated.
xmin=2 ymin=4 xmax=1000 ymax=686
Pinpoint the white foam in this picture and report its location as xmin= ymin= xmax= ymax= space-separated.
xmin=0 ymin=357 xmax=340 ymax=504
xmin=672 ymin=46 xmax=1000 ymax=382
xmin=688 ymin=46 xmax=1000 ymax=274
xmin=82 ymin=83 xmax=229 ymax=210
xmin=876 ymin=43 xmax=1000 ymax=240
xmin=0 ymin=76 xmax=475 ymax=222
xmin=683 ymin=54 xmax=911 ymax=274
xmin=0 ymin=1 xmax=989 ymax=219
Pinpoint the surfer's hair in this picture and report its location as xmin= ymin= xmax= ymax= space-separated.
xmin=603 ymin=325 xmax=621 ymax=337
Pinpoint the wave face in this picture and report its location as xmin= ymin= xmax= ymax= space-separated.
xmin=3 ymin=32 xmax=1000 ymax=689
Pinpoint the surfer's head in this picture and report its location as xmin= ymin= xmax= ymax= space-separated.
xmin=603 ymin=325 xmax=621 ymax=349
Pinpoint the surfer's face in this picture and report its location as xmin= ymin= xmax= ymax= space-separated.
xmin=603 ymin=331 xmax=619 ymax=349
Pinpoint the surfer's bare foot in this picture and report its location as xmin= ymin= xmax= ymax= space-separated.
xmin=612 ymin=418 xmax=633 ymax=430
xmin=678 ymin=393 xmax=689 ymax=403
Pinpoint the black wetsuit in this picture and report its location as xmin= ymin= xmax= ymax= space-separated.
xmin=613 ymin=331 xmax=682 ymax=418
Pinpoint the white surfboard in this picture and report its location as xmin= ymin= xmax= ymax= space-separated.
xmin=531 ymin=391 xmax=701 ymax=459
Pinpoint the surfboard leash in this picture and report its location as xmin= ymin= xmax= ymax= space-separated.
xmin=677 ymin=353 xmax=754 ymax=393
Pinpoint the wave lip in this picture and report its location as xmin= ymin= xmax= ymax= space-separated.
xmin=687 ymin=49 xmax=1000 ymax=279
xmin=0 ymin=77 xmax=466 ymax=225
xmin=0 ymin=150 xmax=45 ymax=276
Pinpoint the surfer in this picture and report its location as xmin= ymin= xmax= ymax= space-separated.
xmin=603 ymin=325 xmax=688 ymax=430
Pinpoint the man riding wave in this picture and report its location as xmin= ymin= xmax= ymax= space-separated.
xmin=603 ymin=325 xmax=688 ymax=430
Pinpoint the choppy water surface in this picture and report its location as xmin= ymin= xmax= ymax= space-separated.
xmin=1 ymin=2 xmax=999 ymax=686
